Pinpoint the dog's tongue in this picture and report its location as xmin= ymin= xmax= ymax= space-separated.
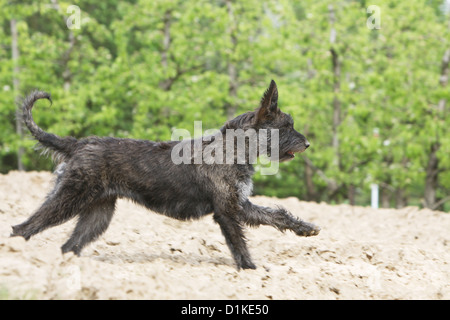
xmin=287 ymin=151 xmax=295 ymax=157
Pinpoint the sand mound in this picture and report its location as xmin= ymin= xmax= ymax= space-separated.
xmin=0 ymin=171 xmax=448 ymax=299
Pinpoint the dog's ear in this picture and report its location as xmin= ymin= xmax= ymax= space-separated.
xmin=256 ymin=80 xmax=279 ymax=123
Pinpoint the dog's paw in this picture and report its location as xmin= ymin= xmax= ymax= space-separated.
xmin=10 ymin=224 xmax=29 ymax=240
xmin=236 ymin=257 xmax=257 ymax=270
xmin=295 ymin=221 xmax=321 ymax=237
xmin=240 ymin=261 xmax=257 ymax=270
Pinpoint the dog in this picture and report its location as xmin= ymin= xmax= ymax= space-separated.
xmin=11 ymin=80 xmax=320 ymax=270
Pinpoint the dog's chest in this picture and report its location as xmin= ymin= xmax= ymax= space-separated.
xmin=237 ymin=179 xmax=253 ymax=203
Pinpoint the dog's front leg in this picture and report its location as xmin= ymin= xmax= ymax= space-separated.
xmin=241 ymin=200 xmax=320 ymax=237
xmin=213 ymin=206 xmax=256 ymax=270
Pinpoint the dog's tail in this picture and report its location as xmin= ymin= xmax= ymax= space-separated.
xmin=22 ymin=90 xmax=77 ymax=161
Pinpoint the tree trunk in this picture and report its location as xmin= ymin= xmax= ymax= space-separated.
xmin=395 ymin=188 xmax=406 ymax=209
xmin=157 ymin=10 xmax=202 ymax=92
xmin=225 ymin=0 xmax=238 ymax=120
xmin=50 ymin=0 xmax=75 ymax=91
xmin=11 ymin=18 xmax=24 ymax=171
xmin=328 ymin=5 xmax=341 ymax=170
xmin=330 ymin=48 xmax=341 ymax=167
xmin=303 ymin=127 xmax=317 ymax=202
xmin=158 ymin=9 xmax=173 ymax=91
xmin=424 ymin=142 xmax=440 ymax=209
xmin=437 ymin=49 xmax=449 ymax=112
xmin=424 ymin=48 xmax=449 ymax=209
xmin=380 ymin=186 xmax=391 ymax=208
xmin=304 ymin=158 xmax=317 ymax=201
xmin=161 ymin=10 xmax=171 ymax=71
xmin=348 ymin=184 xmax=356 ymax=206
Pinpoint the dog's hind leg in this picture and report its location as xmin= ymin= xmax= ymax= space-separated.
xmin=61 ymin=196 xmax=117 ymax=256
xmin=11 ymin=177 xmax=101 ymax=240
xmin=12 ymin=193 xmax=78 ymax=240
xmin=241 ymin=200 xmax=320 ymax=237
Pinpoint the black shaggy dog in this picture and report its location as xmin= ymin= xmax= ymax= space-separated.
xmin=12 ymin=80 xmax=320 ymax=270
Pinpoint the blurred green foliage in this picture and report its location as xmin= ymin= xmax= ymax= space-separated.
xmin=0 ymin=0 xmax=449 ymax=210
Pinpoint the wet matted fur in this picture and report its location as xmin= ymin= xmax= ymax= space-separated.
xmin=11 ymin=80 xmax=320 ymax=270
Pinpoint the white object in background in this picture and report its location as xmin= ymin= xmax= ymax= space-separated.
xmin=371 ymin=184 xmax=379 ymax=209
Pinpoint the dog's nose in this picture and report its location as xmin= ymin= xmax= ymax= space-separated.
xmin=305 ymin=141 xmax=310 ymax=149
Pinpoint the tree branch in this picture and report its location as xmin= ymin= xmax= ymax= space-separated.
xmin=430 ymin=195 xmax=450 ymax=211
xmin=303 ymin=156 xmax=339 ymax=193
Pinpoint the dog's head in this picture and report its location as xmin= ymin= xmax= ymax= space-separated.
xmin=254 ymin=80 xmax=310 ymax=162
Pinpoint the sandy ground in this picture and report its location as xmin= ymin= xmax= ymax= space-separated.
xmin=0 ymin=170 xmax=449 ymax=300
